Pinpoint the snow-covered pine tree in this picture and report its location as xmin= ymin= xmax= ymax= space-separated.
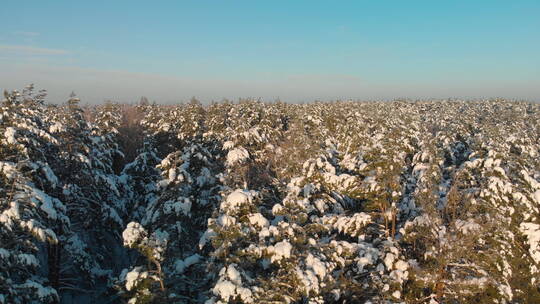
xmin=0 ymin=87 xmax=68 ymax=303
xmin=44 ymin=93 xmax=128 ymax=300
xmin=118 ymin=101 xmax=224 ymax=303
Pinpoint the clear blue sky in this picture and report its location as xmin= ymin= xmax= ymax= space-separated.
xmin=1 ymin=1 xmax=539 ymax=103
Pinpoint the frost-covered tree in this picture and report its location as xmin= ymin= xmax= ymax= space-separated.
xmin=3 ymin=86 xmax=540 ymax=304
xmin=0 ymin=87 xmax=67 ymax=303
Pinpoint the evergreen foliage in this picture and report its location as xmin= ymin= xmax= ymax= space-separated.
xmin=1 ymin=86 xmax=539 ymax=303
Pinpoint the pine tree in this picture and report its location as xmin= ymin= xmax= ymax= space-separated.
xmin=0 ymin=87 xmax=67 ymax=303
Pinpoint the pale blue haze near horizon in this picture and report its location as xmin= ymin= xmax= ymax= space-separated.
xmin=0 ymin=0 xmax=539 ymax=103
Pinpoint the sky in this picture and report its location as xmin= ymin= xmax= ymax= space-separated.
xmin=0 ymin=1 xmax=539 ymax=103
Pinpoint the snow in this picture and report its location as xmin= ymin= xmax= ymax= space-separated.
xmin=197 ymin=168 xmax=212 ymax=187
xmin=17 ymin=253 xmax=39 ymax=267
xmin=271 ymin=204 xmax=284 ymax=215
xmin=199 ymin=227 xmax=217 ymax=249
xmin=20 ymin=280 xmax=58 ymax=300
xmin=153 ymin=229 xmax=169 ymax=244
xmin=322 ymin=212 xmax=371 ymax=237
xmin=163 ymin=199 xmax=192 ymax=216
xmin=225 ymin=147 xmax=250 ymax=166
xmin=221 ymin=189 xmax=253 ymax=212
xmin=268 ymin=240 xmax=292 ymax=263
xmin=4 ymin=127 xmax=17 ymax=145
xmin=520 ymin=222 xmax=540 ymax=264
xmin=168 ymin=168 xmax=177 ymax=182
xmin=49 ymin=122 xmax=65 ymax=133
xmin=384 ymin=252 xmax=396 ymax=270
xmin=498 ymin=283 xmax=513 ymax=300
xmin=296 ymin=267 xmax=320 ymax=294
xmin=125 ymin=266 xmax=155 ymax=291
xmin=455 ymin=219 xmax=481 ymax=234
xmin=75 ymin=152 xmax=91 ymax=165
xmin=40 ymin=163 xmax=59 ymax=188
xmin=90 ymin=266 xmax=112 ymax=277
xmin=213 ymin=280 xmax=237 ymax=301
xmin=306 ymin=254 xmax=327 ymax=279
xmin=0 ymin=248 xmax=10 ymax=259
xmin=212 ymin=265 xmax=253 ymax=303
xmin=175 ymin=199 xmax=192 ymax=215
xmin=390 ymin=268 xmax=409 ymax=284
xmin=27 ymin=187 xmax=63 ymax=220
xmin=322 ymin=173 xmax=357 ymax=191
xmin=3 ymin=95 xmax=540 ymax=303
xmin=394 ymin=260 xmax=408 ymax=271
xmin=174 ymin=254 xmax=201 ymax=274
xmin=534 ymin=190 xmax=540 ymax=204
xmin=248 ymin=213 xmax=269 ymax=228
xmin=313 ymin=199 xmax=326 ymax=213
xmin=123 ymin=222 xmax=146 ymax=247
xmin=0 ymin=201 xmax=19 ymax=229
xmin=217 ymin=214 xmax=236 ymax=227
xmin=21 ymin=219 xmax=58 ymax=243
xmin=226 ymin=264 xmax=242 ymax=285
xmin=237 ymin=287 xmax=254 ymax=303
xmin=0 ymin=161 xmax=17 ymax=179
xmin=223 ymin=140 xmax=235 ymax=150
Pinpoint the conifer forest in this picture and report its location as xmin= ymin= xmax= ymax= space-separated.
xmin=2 ymin=85 xmax=540 ymax=304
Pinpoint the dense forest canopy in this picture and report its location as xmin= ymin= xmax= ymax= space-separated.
xmin=1 ymin=85 xmax=539 ymax=303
